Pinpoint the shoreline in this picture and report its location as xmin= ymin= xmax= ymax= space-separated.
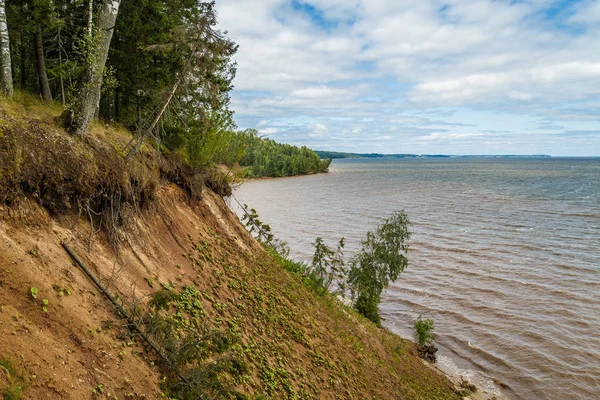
xmin=241 ymin=169 xmax=329 ymax=182
xmin=430 ymin=357 xmax=509 ymax=400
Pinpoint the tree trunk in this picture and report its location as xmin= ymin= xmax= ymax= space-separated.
xmin=58 ymin=31 xmax=65 ymax=105
xmin=34 ymin=27 xmax=52 ymax=101
xmin=0 ymin=0 xmax=13 ymax=96
xmin=65 ymin=0 xmax=121 ymax=137
xmin=20 ymin=37 xmax=26 ymax=89
xmin=88 ymin=0 xmax=93 ymax=36
xmin=114 ymin=79 xmax=119 ymax=119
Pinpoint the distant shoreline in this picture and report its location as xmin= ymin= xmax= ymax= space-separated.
xmin=314 ymin=150 xmax=555 ymax=159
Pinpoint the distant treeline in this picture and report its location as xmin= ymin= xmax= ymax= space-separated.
xmin=239 ymin=130 xmax=332 ymax=178
xmin=314 ymin=151 xmax=421 ymax=159
xmin=314 ymin=151 xmax=552 ymax=159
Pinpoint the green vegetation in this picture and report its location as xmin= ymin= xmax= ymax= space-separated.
xmin=242 ymin=205 xmax=411 ymax=326
xmin=347 ymin=211 xmax=411 ymax=325
xmin=413 ymin=316 xmax=436 ymax=347
xmin=240 ymin=204 xmax=275 ymax=245
xmin=0 ymin=1 xmax=461 ymax=397
xmin=314 ymin=150 xmax=552 ymax=159
xmin=140 ymin=286 xmax=246 ymax=399
xmin=308 ymin=237 xmax=346 ymax=293
xmin=0 ymin=1 xmax=321 ymax=188
xmin=41 ymin=299 xmax=49 ymax=313
xmin=413 ymin=316 xmax=439 ymax=363
xmin=239 ymin=130 xmax=332 ymax=178
xmin=217 ymin=211 xmax=459 ymax=398
xmin=52 ymin=284 xmax=72 ymax=297
xmin=0 ymin=358 xmax=26 ymax=400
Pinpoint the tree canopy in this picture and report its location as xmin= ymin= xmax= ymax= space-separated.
xmin=239 ymin=129 xmax=332 ymax=178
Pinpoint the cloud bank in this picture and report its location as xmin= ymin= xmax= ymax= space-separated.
xmin=216 ymin=0 xmax=600 ymax=156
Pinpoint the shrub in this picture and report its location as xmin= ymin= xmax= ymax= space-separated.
xmin=413 ymin=316 xmax=436 ymax=346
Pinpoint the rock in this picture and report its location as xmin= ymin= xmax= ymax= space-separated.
xmin=417 ymin=344 xmax=438 ymax=363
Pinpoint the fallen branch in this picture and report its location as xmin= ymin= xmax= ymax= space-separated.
xmin=60 ymin=241 xmax=187 ymax=383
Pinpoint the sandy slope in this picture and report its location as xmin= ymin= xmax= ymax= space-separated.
xmin=0 ymin=183 xmax=464 ymax=399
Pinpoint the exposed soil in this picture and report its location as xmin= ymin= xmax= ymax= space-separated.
xmin=0 ymin=96 xmax=465 ymax=399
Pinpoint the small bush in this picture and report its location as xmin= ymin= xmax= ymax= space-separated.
xmin=413 ymin=315 xmax=435 ymax=346
xmin=354 ymin=294 xmax=382 ymax=325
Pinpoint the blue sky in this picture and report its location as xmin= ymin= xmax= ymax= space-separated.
xmin=216 ymin=0 xmax=600 ymax=156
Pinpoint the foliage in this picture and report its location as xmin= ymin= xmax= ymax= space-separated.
xmin=41 ymin=298 xmax=49 ymax=313
xmin=413 ymin=316 xmax=436 ymax=347
xmin=238 ymin=129 xmax=331 ymax=178
xmin=308 ymin=237 xmax=346 ymax=293
xmin=313 ymin=150 xmax=419 ymax=159
xmin=240 ymin=204 xmax=274 ymax=245
xmin=137 ymin=286 xmax=246 ymax=399
xmin=5 ymin=0 xmax=240 ymax=170
xmin=263 ymin=244 xmax=305 ymax=275
xmin=347 ymin=211 xmax=411 ymax=325
xmin=241 ymin=205 xmax=412 ymax=323
xmin=111 ymin=0 xmax=239 ymax=163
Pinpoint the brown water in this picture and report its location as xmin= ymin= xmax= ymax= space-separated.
xmin=231 ymin=158 xmax=600 ymax=400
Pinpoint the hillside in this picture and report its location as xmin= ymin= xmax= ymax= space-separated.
xmin=0 ymin=97 xmax=465 ymax=399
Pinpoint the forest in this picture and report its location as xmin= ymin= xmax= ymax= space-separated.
xmin=0 ymin=0 xmax=327 ymax=179
xmin=239 ymin=129 xmax=331 ymax=178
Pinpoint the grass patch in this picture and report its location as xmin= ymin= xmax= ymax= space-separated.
xmin=0 ymin=359 xmax=27 ymax=400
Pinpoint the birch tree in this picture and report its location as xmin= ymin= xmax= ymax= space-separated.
xmin=65 ymin=0 xmax=121 ymax=136
xmin=0 ymin=0 xmax=13 ymax=96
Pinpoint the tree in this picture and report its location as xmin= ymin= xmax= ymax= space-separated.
xmin=238 ymin=130 xmax=332 ymax=178
xmin=0 ymin=0 xmax=13 ymax=96
xmin=347 ymin=211 xmax=411 ymax=325
xmin=29 ymin=0 xmax=58 ymax=101
xmin=309 ymin=237 xmax=346 ymax=292
xmin=123 ymin=1 xmax=238 ymax=160
xmin=34 ymin=25 xmax=51 ymax=100
xmin=64 ymin=0 xmax=121 ymax=136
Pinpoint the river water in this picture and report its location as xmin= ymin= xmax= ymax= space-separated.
xmin=231 ymin=158 xmax=600 ymax=399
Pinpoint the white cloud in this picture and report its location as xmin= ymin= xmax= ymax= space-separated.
xmin=258 ymin=127 xmax=278 ymax=136
xmin=291 ymin=85 xmax=349 ymax=99
xmin=217 ymin=0 xmax=600 ymax=155
xmin=312 ymin=123 xmax=329 ymax=134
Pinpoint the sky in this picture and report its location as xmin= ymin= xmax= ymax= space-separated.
xmin=215 ymin=0 xmax=600 ymax=156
